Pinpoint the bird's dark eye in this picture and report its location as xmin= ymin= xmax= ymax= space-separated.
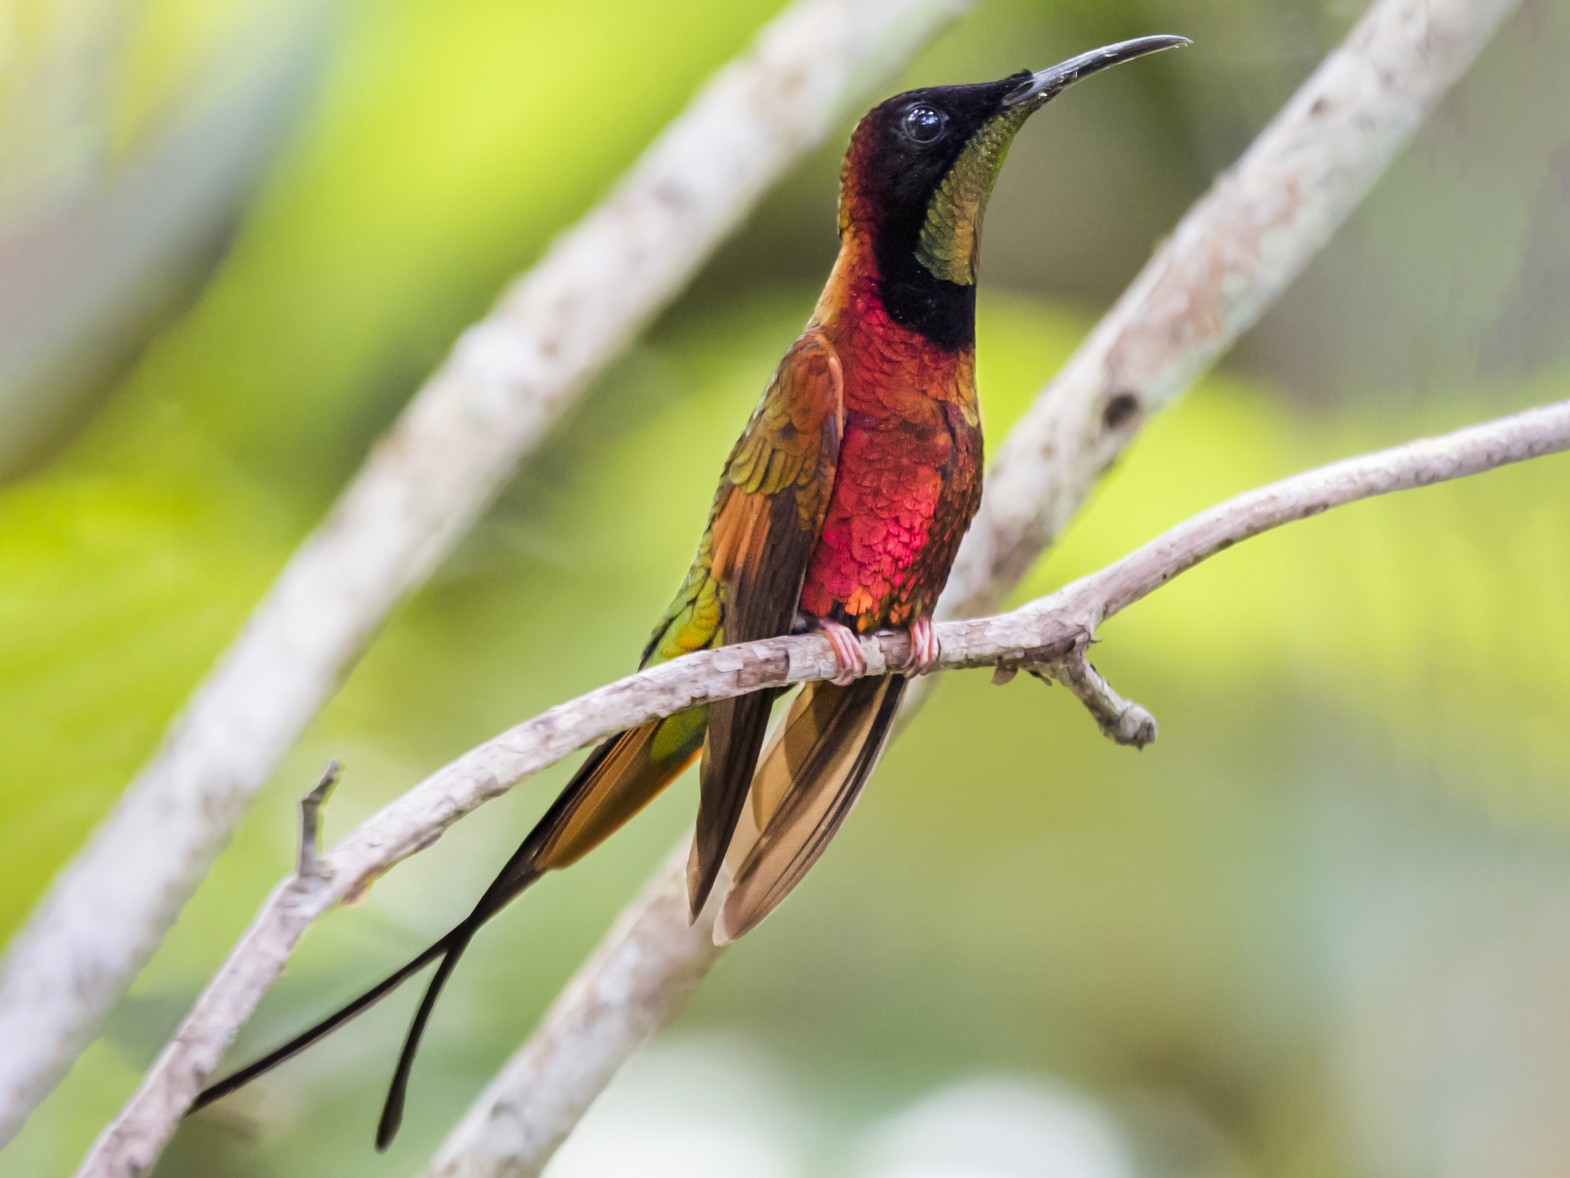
xmin=901 ymin=104 xmax=947 ymax=145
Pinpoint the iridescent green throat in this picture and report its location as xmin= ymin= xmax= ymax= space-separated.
xmin=913 ymin=106 xmax=1031 ymax=286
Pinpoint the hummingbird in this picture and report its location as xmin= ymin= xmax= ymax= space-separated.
xmin=194 ymin=35 xmax=1189 ymax=1148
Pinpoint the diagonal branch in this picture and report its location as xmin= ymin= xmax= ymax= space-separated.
xmin=0 ymin=0 xmax=968 ymax=1142
xmin=426 ymin=1 xmax=1526 ymax=1173
xmin=81 ymin=398 xmax=1570 ymax=1177
xmin=942 ymin=0 xmax=1523 ymax=619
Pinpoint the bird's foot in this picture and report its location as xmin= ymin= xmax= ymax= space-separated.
xmin=900 ymin=616 xmax=941 ymax=676
xmin=816 ymin=619 xmax=867 ymax=686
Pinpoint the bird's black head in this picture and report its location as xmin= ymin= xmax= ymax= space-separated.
xmin=837 ymin=35 xmax=1189 ymax=348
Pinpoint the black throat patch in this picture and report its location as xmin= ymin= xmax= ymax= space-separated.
xmin=875 ymin=261 xmax=976 ymax=352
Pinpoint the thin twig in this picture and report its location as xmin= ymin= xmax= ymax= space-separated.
xmin=295 ymin=762 xmax=341 ymax=881
xmin=1036 ymin=651 xmax=1157 ymax=751
xmin=80 ymin=399 xmax=1570 ymax=1177
xmin=428 ymin=1 xmax=1527 ymax=1172
xmin=0 ymin=0 xmax=968 ymax=1142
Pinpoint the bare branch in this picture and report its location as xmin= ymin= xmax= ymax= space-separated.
xmin=80 ymin=399 xmax=1570 ymax=1176
xmin=295 ymin=762 xmax=340 ymax=882
xmin=426 ymin=845 xmax=723 ymax=1178
xmin=0 ymin=0 xmax=968 ymax=1141
xmin=427 ymin=0 xmax=1528 ymax=1171
xmin=941 ymin=0 xmax=1523 ymax=619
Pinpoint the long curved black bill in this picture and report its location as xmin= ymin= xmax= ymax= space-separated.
xmin=1004 ymin=34 xmax=1191 ymax=109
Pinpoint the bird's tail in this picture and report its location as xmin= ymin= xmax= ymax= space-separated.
xmin=717 ymin=675 xmax=906 ymax=944
xmin=190 ymin=709 xmax=704 ymax=1148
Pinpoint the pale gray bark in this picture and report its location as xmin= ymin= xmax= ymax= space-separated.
xmin=422 ymin=413 xmax=1563 ymax=1178
xmin=84 ymin=398 xmax=1569 ymax=1177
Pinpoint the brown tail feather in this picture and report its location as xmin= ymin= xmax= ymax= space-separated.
xmin=191 ymin=712 xmax=704 ymax=1147
xmin=717 ymin=676 xmax=905 ymax=944
xmin=687 ymin=689 xmax=779 ymax=919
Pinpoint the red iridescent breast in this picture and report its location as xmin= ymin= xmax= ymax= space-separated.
xmin=797 ymin=273 xmax=982 ymax=631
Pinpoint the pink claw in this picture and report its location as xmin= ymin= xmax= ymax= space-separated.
xmin=904 ymin=615 xmax=941 ymax=676
xmin=817 ymin=619 xmax=867 ymax=686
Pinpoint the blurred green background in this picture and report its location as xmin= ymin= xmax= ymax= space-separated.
xmin=3 ymin=0 xmax=1568 ymax=1174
